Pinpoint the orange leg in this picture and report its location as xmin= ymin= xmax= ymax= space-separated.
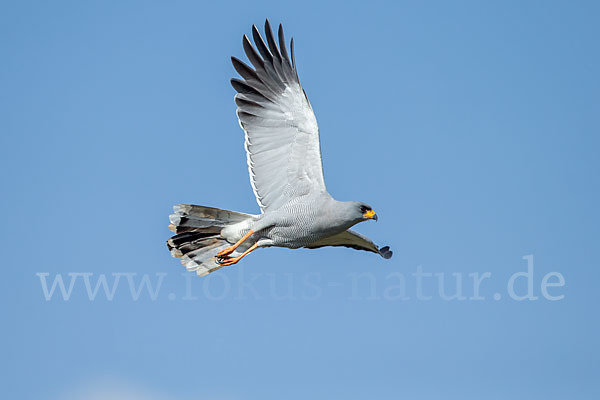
xmin=217 ymin=243 xmax=258 ymax=266
xmin=216 ymin=230 xmax=254 ymax=258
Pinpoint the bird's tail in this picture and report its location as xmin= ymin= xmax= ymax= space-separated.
xmin=166 ymin=204 xmax=254 ymax=277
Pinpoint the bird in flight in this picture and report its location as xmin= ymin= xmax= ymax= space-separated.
xmin=167 ymin=20 xmax=392 ymax=276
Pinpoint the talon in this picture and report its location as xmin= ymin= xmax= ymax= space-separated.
xmin=216 ymin=255 xmax=240 ymax=266
xmin=219 ymin=257 xmax=239 ymax=266
xmin=216 ymin=247 xmax=234 ymax=258
xmin=216 ymin=230 xmax=255 ymax=258
xmin=214 ymin=242 xmax=259 ymax=267
xmin=216 ymin=256 xmax=228 ymax=265
xmin=216 ymin=255 xmax=239 ymax=266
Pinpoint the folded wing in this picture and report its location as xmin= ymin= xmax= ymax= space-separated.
xmin=305 ymin=230 xmax=393 ymax=259
xmin=231 ymin=20 xmax=326 ymax=212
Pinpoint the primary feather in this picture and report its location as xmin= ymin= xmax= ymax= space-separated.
xmin=232 ymin=21 xmax=326 ymax=212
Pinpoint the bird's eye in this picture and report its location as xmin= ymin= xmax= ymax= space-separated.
xmin=360 ymin=205 xmax=369 ymax=214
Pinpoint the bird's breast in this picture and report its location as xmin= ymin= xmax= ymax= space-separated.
xmin=262 ymin=204 xmax=352 ymax=248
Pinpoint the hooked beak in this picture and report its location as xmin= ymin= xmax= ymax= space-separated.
xmin=363 ymin=209 xmax=378 ymax=221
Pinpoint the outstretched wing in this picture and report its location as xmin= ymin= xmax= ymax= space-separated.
xmin=304 ymin=230 xmax=393 ymax=259
xmin=231 ymin=20 xmax=326 ymax=212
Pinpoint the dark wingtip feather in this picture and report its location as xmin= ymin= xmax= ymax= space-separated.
xmin=379 ymin=246 xmax=393 ymax=259
xmin=290 ymin=37 xmax=296 ymax=69
xmin=242 ymin=34 xmax=264 ymax=69
xmin=235 ymin=96 xmax=265 ymax=109
xmin=278 ymin=24 xmax=290 ymax=62
xmin=231 ymin=56 xmax=258 ymax=81
xmin=230 ymin=78 xmax=261 ymax=96
xmin=264 ymin=19 xmax=282 ymax=61
xmin=252 ymin=24 xmax=273 ymax=62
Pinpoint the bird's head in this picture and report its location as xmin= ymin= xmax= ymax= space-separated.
xmin=343 ymin=201 xmax=378 ymax=224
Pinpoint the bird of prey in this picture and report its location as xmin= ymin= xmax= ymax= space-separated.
xmin=167 ymin=20 xmax=392 ymax=276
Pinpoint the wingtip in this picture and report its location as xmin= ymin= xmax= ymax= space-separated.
xmin=379 ymin=246 xmax=393 ymax=259
xmin=251 ymin=24 xmax=261 ymax=40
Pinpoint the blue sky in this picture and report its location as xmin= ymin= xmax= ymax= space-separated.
xmin=1 ymin=1 xmax=599 ymax=399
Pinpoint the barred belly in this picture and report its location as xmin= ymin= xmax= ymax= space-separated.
xmin=264 ymin=201 xmax=351 ymax=249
